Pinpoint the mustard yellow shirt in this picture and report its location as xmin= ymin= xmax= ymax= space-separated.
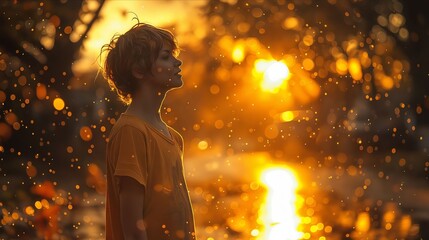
xmin=105 ymin=114 xmax=196 ymax=240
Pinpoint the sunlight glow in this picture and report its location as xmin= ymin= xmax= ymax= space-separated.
xmin=74 ymin=1 xmax=205 ymax=75
xmin=232 ymin=44 xmax=245 ymax=63
xmin=254 ymin=60 xmax=291 ymax=93
xmin=259 ymin=166 xmax=303 ymax=240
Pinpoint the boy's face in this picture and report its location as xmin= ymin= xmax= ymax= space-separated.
xmin=145 ymin=44 xmax=183 ymax=91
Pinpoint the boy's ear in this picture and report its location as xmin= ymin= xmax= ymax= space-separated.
xmin=132 ymin=65 xmax=145 ymax=80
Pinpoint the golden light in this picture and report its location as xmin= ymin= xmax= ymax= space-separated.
xmin=375 ymin=71 xmax=394 ymax=90
xmin=264 ymin=124 xmax=279 ymax=139
xmin=36 ymin=83 xmax=47 ymax=100
xmin=197 ymin=140 xmax=209 ymax=150
xmin=302 ymin=58 xmax=315 ymax=71
xmin=355 ymin=212 xmax=370 ymax=233
xmin=348 ymin=58 xmax=362 ymax=81
xmin=232 ymin=44 xmax=245 ymax=63
xmin=281 ymin=111 xmax=295 ymax=122
xmin=335 ymin=58 xmax=348 ymax=75
xmin=53 ymin=97 xmax=65 ymax=111
xmin=34 ymin=201 xmax=42 ymax=209
xmin=41 ymin=199 xmax=50 ymax=209
xmin=39 ymin=22 xmax=55 ymax=50
xmin=254 ymin=60 xmax=291 ymax=93
xmin=258 ymin=166 xmax=303 ymax=240
xmin=399 ymin=215 xmax=412 ymax=237
xmin=283 ymin=17 xmax=300 ymax=30
xmin=277 ymin=110 xmax=315 ymax=123
xmin=11 ymin=212 xmax=19 ymax=220
xmin=79 ymin=126 xmax=93 ymax=141
xmin=25 ymin=206 xmax=35 ymax=216
xmin=303 ymin=35 xmax=314 ymax=46
xmin=389 ymin=13 xmax=404 ymax=28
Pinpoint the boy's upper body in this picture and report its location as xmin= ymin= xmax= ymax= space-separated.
xmin=105 ymin=113 xmax=195 ymax=240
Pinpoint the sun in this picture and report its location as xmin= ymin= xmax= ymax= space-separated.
xmin=254 ymin=60 xmax=291 ymax=93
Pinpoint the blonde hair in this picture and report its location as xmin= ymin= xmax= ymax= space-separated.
xmin=100 ymin=23 xmax=178 ymax=105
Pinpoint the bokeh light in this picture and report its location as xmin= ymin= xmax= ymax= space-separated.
xmin=53 ymin=97 xmax=65 ymax=111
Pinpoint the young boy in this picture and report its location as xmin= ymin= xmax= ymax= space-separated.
xmin=101 ymin=22 xmax=196 ymax=240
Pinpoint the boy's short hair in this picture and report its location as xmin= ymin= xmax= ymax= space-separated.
xmin=101 ymin=23 xmax=178 ymax=105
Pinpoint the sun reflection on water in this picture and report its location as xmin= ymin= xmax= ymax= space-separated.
xmin=259 ymin=166 xmax=303 ymax=240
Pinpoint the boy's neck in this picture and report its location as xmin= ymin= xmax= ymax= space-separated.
xmin=125 ymin=88 xmax=167 ymax=124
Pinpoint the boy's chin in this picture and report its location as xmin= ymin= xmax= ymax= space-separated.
xmin=173 ymin=78 xmax=184 ymax=87
xmin=166 ymin=81 xmax=183 ymax=91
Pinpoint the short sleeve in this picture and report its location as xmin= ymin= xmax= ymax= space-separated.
xmin=108 ymin=125 xmax=148 ymax=187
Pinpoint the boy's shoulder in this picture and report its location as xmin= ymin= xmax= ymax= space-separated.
xmin=168 ymin=126 xmax=182 ymax=139
xmin=168 ymin=126 xmax=184 ymax=149
xmin=108 ymin=114 xmax=148 ymax=140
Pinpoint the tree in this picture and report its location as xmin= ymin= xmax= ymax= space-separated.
xmin=0 ymin=1 xmax=105 ymax=238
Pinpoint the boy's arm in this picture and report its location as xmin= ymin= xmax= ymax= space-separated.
xmin=119 ymin=176 xmax=148 ymax=240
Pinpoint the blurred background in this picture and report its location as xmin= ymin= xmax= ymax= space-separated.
xmin=1 ymin=0 xmax=428 ymax=239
